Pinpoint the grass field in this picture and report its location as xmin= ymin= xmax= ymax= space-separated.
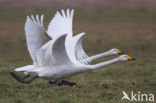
xmin=0 ymin=8 xmax=156 ymax=103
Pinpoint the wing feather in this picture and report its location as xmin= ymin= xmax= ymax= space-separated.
xmin=25 ymin=15 xmax=50 ymax=66
xmin=38 ymin=34 xmax=71 ymax=66
xmin=47 ymin=9 xmax=74 ymax=39
xmin=74 ymin=33 xmax=90 ymax=64
xmin=37 ymin=34 xmax=71 ymax=67
xmin=52 ymin=34 xmax=71 ymax=65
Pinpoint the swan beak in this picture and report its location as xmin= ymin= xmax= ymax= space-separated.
xmin=117 ymin=50 xmax=124 ymax=55
xmin=127 ymin=56 xmax=136 ymax=61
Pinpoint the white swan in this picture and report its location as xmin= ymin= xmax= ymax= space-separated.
xmin=10 ymin=10 xmax=135 ymax=86
xmin=12 ymin=9 xmax=123 ymax=73
xmin=22 ymin=11 xmax=122 ymax=72
xmin=11 ymin=34 xmax=135 ymax=85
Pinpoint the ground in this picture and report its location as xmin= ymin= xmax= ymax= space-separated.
xmin=0 ymin=8 xmax=156 ymax=103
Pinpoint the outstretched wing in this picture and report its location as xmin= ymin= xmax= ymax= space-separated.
xmin=36 ymin=40 xmax=53 ymax=67
xmin=65 ymin=32 xmax=89 ymax=64
xmin=41 ymin=34 xmax=71 ymax=66
xmin=25 ymin=15 xmax=50 ymax=66
xmin=47 ymin=9 xmax=74 ymax=39
xmin=75 ymin=33 xmax=90 ymax=64
xmin=52 ymin=34 xmax=71 ymax=65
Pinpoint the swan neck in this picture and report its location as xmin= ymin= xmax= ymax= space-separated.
xmin=89 ymin=58 xmax=119 ymax=70
xmin=86 ymin=51 xmax=110 ymax=62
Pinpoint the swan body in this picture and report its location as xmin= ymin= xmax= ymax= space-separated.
xmin=11 ymin=9 xmax=136 ymax=85
xmin=35 ymin=54 xmax=135 ymax=80
xmin=15 ymin=34 xmax=135 ymax=80
xmin=15 ymin=9 xmax=123 ymax=73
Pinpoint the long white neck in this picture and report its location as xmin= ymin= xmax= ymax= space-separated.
xmin=85 ymin=51 xmax=112 ymax=62
xmin=86 ymin=58 xmax=119 ymax=70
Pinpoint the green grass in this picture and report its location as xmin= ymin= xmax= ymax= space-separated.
xmin=0 ymin=8 xmax=156 ymax=103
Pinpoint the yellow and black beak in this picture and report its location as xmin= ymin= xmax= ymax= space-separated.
xmin=126 ymin=56 xmax=136 ymax=61
xmin=117 ymin=50 xmax=124 ymax=55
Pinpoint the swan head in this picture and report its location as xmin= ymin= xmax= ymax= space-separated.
xmin=109 ymin=48 xmax=124 ymax=55
xmin=119 ymin=55 xmax=136 ymax=61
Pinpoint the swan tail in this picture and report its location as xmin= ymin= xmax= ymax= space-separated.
xmin=15 ymin=65 xmax=35 ymax=72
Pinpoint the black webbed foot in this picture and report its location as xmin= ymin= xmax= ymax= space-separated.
xmin=10 ymin=72 xmax=25 ymax=82
xmin=10 ymin=72 xmax=38 ymax=84
xmin=56 ymin=80 xmax=76 ymax=87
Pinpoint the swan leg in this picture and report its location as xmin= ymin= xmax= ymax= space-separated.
xmin=10 ymin=72 xmax=31 ymax=80
xmin=56 ymin=80 xmax=64 ymax=86
xmin=61 ymin=80 xmax=76 ymax=86
xmin=56 ymin=80 xmax=76 ymax=87
xmin=22 ymin=75 xmax=38 ymax=84
xmin=10 ymin=72 xmax=38 ymax=84
xmin=23 ymin=74 xmax=31 ymax=80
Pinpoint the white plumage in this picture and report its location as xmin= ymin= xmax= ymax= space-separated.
xmin=47 ymin=9 xmax=74 ymax=38
xmin=25 ymin=15 xmax=50 ymax=66
xmin=12 ymin=9 xmax=135 ymax=85
xmin=47 ymin=9 xmax=90 ymax=64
